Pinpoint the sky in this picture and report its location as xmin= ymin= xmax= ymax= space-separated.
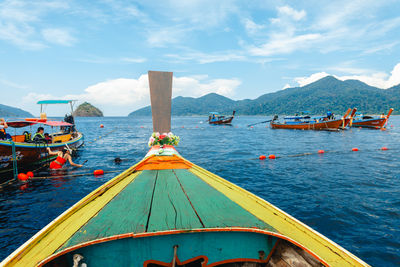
xmin=1 ymin=0 xmax=400 ymax=116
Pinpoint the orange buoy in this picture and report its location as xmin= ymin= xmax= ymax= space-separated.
xmin=140 ymin=126 xmax=144 ymax=128
xmin=100 ymin=124 xmax=104 ymax=128
xmin=318 ymin=150 xmax=325 ymax=154
xmin=26 ymin=171 xmax=34 ymax=178
xmin=381 ymin=147 xmax=388 ymax=150
xmin=18 ymin=173 xmax=29 ymax=181
xmin=93 ymin=169 xmax=104 ymax=176
xmin=268 ymin=154 xmax=276 ymax=159
xmin=352 ymin=148 xmax=359 ymax=152
xmin=259 ymin=155 xmax=266 ymax=160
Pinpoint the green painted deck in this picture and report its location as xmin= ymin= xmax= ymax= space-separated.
xmin=59 ymin=168 xmax=275 ymax=251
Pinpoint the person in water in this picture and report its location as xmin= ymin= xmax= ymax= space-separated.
xmin=47 ymin=147 xmax=83 ymax=169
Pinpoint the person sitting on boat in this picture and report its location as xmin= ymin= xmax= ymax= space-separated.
xmin=33 ymin=127 xmax=48 ymax=143
xmin=380 ymin=113 xmax=385 ymax=118
xmin=0 ymin=118 xmax=9 ymax=140
xmin=326 ymin=110 xmax=333 ymax=120
xmin=44 ymin=133 xmax=52 ymax=144
xmin=47 ymin=147 xmax=83 ymax=169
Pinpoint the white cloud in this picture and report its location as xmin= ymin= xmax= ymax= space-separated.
xmin=277 ymin=6 xmax=306 ymax=21
xmin=249 ymin=33 xmax=321 ymax=56
xmin=21 ymin=74 xmax=241 ymax=116
xmin=295 ymin=72 xmax=330 ymax=87
xmin=294 ymin=63 xmax=400 ymax=89
xmin=166 ymin=51 xmax=246 ymax=64
xmin=0 ymin=0 xmax=69 ymax=49
xmin=243 ymin=18 xmax=265 ymax=35
xmin=121 ymin=57 xmax=147 ymax=63
xmin=42 ymin=28 xmax=76 ymax=46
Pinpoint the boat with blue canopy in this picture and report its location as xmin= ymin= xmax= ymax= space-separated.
xmin=0 ymin=100 xmax=84 ymax=185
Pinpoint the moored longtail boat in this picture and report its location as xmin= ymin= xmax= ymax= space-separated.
xmin=350 ymin=108 xmax=393 ymax=129
xmin=0 ymin=100 xmax=84 ymax=184
xmin=1 ymin=72 xmax=368 ymax=267
xmin=270 ymin=109 xmax=352 ymax=131
xmin=208 ymin=111 xmax=235 ymax=125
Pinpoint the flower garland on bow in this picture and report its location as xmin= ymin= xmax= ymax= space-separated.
xmin=148 ymin=132 xmax=180 ymax=147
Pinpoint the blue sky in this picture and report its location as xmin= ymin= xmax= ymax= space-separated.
xmin=1 ymin=0 xmax=400 ymax=116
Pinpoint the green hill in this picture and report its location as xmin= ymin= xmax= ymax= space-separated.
xmin=128 ymin=76 xmax=399 ymax=116
xmin=0 ymin=104 xmax=33 ymax=117
xmin=73 ymin=102 xmax=103 ymax=117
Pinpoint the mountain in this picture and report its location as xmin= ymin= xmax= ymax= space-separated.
xmin=73 ymin=102 xmax=103 ymax=117
xmin=0 ymin=104 xmax=33 ymax=117
xmin=129 ymin=76 xmax=399 ymax=116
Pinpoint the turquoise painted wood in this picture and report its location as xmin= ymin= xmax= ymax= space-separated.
xmin=173 ymin=169 xmax=274 ymax=231
xmin=146 ymin=169 xmax=203 ymax=232
xmin=60 ymin=231 xmax=278 ymax=266
xmin=59 ymin=170 xmax=157 ymax=250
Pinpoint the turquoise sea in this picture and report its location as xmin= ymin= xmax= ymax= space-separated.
xmin=1 ymin=116 xmax=399 ymax=266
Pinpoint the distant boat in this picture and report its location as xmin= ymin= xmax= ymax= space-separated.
xmin=0 ymin=100 xmax=84 ymax=184
xmin=350 ymin=108 xmax=393 ymax=129
xmin=208 ymin=111 xmax=235 ymax=125
xmin=1 ymin=73 xmax=368 ymax=266
xmin=270 ymin=108 xmax=353 ymax=131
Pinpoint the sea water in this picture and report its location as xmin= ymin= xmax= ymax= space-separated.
xmin=0 ymin=116 xmax=399 ymax=266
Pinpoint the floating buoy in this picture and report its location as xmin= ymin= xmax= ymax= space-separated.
xmin=93 ymin=169 xmax=104 ymax=176
xmin=100 ymin=124 xmax=104 ymax=128
xmin=391 ymin=125 xmax=393 ymax=127
xmin=318 ymin=150 xmax=325 ymax=154
xmin=140 ymin=126 xmax=144 ymax=128
xmin=381 ymin=147 xmax=388 ymax=150
xmin=196 ymin=126 xmax=198 ymax=128
xmin=259 ymin=155 xmax=266 ymax=160
xmin=352 ymin=148 xmax=359 ymax=152
xmin=26 ymin=171 xmax=34 ymax=178
xmin=18 ymin=173 xmax=29 ymax=181
xmin=269 ymin=154 xmax=276 ymax=159
xmin=182 ymin=126 xmax=184 ymax=128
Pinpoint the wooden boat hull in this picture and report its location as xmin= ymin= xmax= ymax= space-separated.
xmin=0 ymin=133 xmax=84 ymax=183
xmin=350 ymin=118 xmax=387 ymax=129
xmin=270 ymin=119 xmax=344 ymax=130
xmin=1 ymin=146 xmax=368 ymax=266
xmin=209 ymin=116 xmax=234 ymax=125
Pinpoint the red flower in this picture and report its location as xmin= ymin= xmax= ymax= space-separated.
xmin=159 ymin=134 xmax=166 ymax=140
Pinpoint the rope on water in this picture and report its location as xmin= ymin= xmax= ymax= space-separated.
xmin=11 ymin=141 xmax=18 ymax=180
xmin=83 ymin=127 xmax=118 ymax=146
xmin=29 ymin=169 xmax=123 ymax=180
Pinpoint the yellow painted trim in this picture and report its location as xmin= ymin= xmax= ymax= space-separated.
xmin=188 ymin=164 xmax=369 ymax=267
xmin=1 ymin=163 xmax=143 ymax=267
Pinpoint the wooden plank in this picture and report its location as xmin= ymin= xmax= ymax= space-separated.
xmin=148 ymin=71 xmax=172 ymax=133
xmin=146 ymin=169 xmax=203 ymax=232
xmin=60 ymin=170 xmax=157 ymax=250
xmin=173 ymin=169 xmax=273 ymax=230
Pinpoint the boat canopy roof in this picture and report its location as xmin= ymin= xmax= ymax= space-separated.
xmin=6 ymin=121 xmax=38 ymax=128
xmin=37 ymin=100 xmax=76 ymax=104
xmin=284 ymin=115 xmax=311 ymax=120
xmin=209 ymin=112 xmax=220 ymax=115
xmin=44 ymin=121 xmax=73 ymax=127
xmin=6 ymin=120 xmax=73 ymax=128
